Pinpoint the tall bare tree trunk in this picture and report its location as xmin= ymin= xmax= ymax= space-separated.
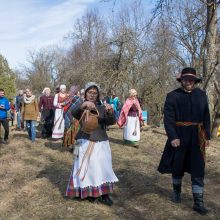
xmin=203 ymin=0 xmax=220 ymax=137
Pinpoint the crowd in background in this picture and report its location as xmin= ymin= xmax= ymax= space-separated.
xmin=0 ymin=82 xmax=144 ymax=207
xmin=0 ymin=84 xmax=144 ymax=148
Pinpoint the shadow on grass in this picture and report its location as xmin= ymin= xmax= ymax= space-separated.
xmin=151 ymin=129 xmax=167 ymax=136
xmin=35 ymin=161 xmax=220 ymax=218
xmin=115 ymin=168 xmax=171 ymax=199
xmin=44 ymin=140 xmax=63 ymax=151
xmin=114 ymin=168 xmax=220 ymax=218
xmin=12 ymin=130 xmax=42 ymax=139
xmin=36 ymin=161 xmax=71 ymax=197
xmin=109 ymin=137 xmax=124 ymax=145
xmin=107 ymin=126 xmax=122 ymax=130
xmin=12 ymin=133 xmax=28 ymax=139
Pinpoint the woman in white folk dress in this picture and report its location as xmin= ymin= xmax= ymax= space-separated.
xmin=117 ymin=89 xmax=143 ymax=147
xmin=65 ymin=82 xmax=118 ymax=206
xmin=52 ymin=85 xmax=68 ymax=139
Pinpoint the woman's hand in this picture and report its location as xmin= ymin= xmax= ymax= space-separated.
xmin=81 ymin=101 xmax=96 ymax=110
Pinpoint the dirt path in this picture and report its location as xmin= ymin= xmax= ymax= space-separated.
xmin=0 ymin=127 xmax=219 ymax=220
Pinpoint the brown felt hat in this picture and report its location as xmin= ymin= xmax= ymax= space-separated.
xmin=176 ymin=67 xmax=201 ymax=83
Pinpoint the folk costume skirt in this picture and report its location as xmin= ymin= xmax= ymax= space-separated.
xmin=123 ymin=116 xmax=140 ymax=146
xmin=41 ymin=109 xmax=54 ymax=137
xmin=66 ymin=139 xmax=118 ymax=199
xmin=52 ymin=108 xmax=65 ymax=139
xmin=63 ymin=119 xmax=80 ymax=148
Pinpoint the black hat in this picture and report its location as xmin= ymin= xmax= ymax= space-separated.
xmin=176 ymin=67 xmax=201 ymax=83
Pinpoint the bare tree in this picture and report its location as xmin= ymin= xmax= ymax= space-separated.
xmin=153 ymin=0 xmax=220 ymax=135
xmin=22 ymin=47 xmax=64 ymax=95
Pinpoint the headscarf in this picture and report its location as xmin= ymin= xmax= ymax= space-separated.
xmin=65 ymin=85 xmax=80 ymax=105
xmin=84 ymin=82 xmax=100 ymax=93
xmin=84 ymin=82 xmax=100 ymax=102
xmin=42 ymin=87 xmax=51 ymax=94
xmin=60 ymin=85 xmax=66 ymax=91
xmin=129 ymin=89 xmax=137 ymax=98
xmin=117 ymin=93 xmax=142 ymax=127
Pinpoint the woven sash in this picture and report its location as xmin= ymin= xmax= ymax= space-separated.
xmin=76 ymin=141 xmax=95 ymax=181
xmin=176 ymin=122 xmax=207 ymax=160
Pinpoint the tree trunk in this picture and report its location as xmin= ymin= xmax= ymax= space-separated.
xmin=203 ymin=0 xmax=220 ymax=137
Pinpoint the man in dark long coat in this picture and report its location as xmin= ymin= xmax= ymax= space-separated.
xmin=158 ymin=67 xmax=211 ymax=215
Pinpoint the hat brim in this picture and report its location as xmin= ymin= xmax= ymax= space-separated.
xmin=177 ymin=75 xmax=201 ymax=83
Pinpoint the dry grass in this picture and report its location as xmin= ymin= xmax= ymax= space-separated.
xmin=0 ymin=126 xmax=219 ymax=220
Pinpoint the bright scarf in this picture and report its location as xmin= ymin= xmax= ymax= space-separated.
xmin=117 ymin=98 xmax=142 ymax=127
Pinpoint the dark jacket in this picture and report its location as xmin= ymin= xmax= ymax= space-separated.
xmin=15 ymin=95 xmax=23 ymax=112
xmin=39 ymin=95 xmax=54 ymax=111
xmin=73 ymin=102 xmax=116 ymax=141
xmin=158 ymin=88 xmax=211 ymax=177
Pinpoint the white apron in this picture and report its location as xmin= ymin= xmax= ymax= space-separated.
xmin=52 ymin=108 xmax=64 ymax=138
xmin=72 ymin=139 xmax=118 ymax=188
xmin=124 ymin=116 xmax=140 ymax=142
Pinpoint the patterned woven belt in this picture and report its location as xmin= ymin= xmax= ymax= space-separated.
xmin=175 ymin=121 xmax=207 ymax=160
xmin=176 ymin=122 xmax=201 ymax=126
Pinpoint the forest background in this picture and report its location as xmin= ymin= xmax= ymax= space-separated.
xmin=0 ymin=0 xmax=220 ymax=136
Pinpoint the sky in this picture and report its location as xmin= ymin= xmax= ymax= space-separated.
xmin=0 ymin=0 xmax=154 ymax=70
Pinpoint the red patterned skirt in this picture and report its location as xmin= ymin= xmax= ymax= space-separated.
xmin=66 ymin=171 xmax=114 ymax=199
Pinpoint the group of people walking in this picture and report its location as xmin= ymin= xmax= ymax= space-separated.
xmin=0 ymin=67 xmax=212 ymax=215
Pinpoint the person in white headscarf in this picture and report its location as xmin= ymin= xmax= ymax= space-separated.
xmin=52 ymin=85 xmax=68 ymax=139
xmin=39 ymin=87 xmax=54 ymax=138
xmin=66 ymin=82 xmax=118 ymax=206
xmin=117 ymin=89 xmax=143 ymax=147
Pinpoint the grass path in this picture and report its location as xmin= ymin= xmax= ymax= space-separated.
xmin=0 ymin=127 xmax=219 ymax=220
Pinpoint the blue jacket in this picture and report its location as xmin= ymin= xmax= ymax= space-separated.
xmin=109 ymin=97 xmax=121 ymax=112
xmin=0 ymin=97 xmax=10 ymax=119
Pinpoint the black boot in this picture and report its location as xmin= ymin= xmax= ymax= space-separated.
xmin=101 ymin=194 xmax=113 ymax=206
xmin=87 ymin=197 xmax=100 ymax=204
xmin=193 ymin=193 xmax=209 ymax=215
xmin=172 ymin=184 xmax=181 ymax=203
